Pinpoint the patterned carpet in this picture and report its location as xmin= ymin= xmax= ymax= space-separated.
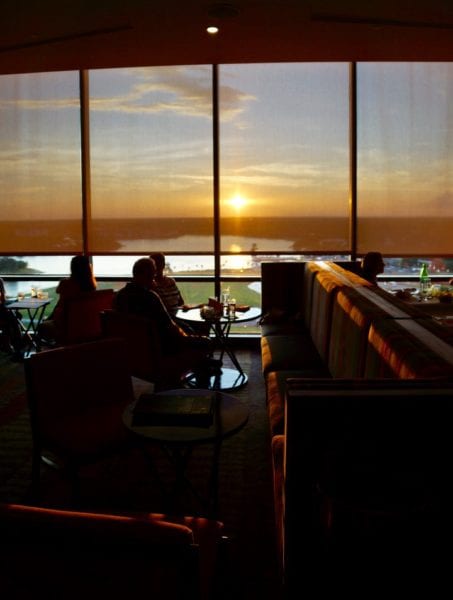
xmin=0 ymin=343 xmax=281 ymax=599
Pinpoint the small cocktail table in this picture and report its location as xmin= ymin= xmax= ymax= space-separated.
xmin=176 ymin=306 xmax=261 ymax=390
xmin=7 ymin=298 xmax=50 ymax=355
xmin=123 ymin=387 xmax=249 ymax=517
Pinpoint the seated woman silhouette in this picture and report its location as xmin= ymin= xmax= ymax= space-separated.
xmin=359 ymin=252 xmax=385 ymax=285
xmin=39 ymin=255 xmax=97 ymax=343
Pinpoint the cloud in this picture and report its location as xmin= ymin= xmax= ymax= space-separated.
xmin=0 ymin=98 xmax=79 ymax=110
xmin=0 ymin=67 xmax=255 ymax=121
xmin=223 ymin=160 xmax=343 ymax=189
xmin=219 ymin=84 xmax=256 ymax=121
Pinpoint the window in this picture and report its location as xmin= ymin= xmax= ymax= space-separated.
xmin=357 ymin=63 xmax=453 ymax=257
xmin=0 ymin=71 xmax=82 ymax=253
xmin=219 ymin=63 xmax=350 ymax=259
xmin=89 ymin=66 xmax=213 ymax=255
xmin=2 ymin=62 xmax=452 ymax=297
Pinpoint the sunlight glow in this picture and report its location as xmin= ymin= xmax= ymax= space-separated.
xmin=224 ymin=243 xmax=250 ymax=271
xmin=229 ymin=194 xmax=248 ymax=211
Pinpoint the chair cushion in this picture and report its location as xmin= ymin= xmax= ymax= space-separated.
xmin=261 ymin=333 xmax=326 ymax=376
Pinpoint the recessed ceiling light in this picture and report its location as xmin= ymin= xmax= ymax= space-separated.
xmin=207 ymin=25 xmax=219 ymax=34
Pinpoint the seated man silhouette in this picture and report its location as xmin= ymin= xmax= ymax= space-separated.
xmin=359 ymin=252 xmax=385 ymax=285
xmin=150 ymin=252 xmax=209 ymax=336
xmin=114 ymin=257 xmax=218 ymax=386
xmin=149 ymin=252 xmax=185 ymax=317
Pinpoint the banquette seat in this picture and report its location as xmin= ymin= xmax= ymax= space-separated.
xmin=260 ymin=260 xmax=453 ymax=594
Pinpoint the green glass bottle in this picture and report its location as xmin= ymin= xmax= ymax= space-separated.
xmin=419 ymin=263 xmax=431 ymax=300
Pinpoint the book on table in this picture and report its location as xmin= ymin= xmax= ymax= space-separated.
xmin=132 ymin=393 xmax=215 ymax=427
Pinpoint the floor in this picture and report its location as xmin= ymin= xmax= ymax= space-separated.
xmin=0 ymin=341 xmax=282 ymax=599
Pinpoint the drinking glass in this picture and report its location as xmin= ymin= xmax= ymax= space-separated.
xmin=222 ymin=287 xmax=230 ymax=306
xmin=419 ymin=282 xmax=431 ymax=302
xmin=228 ymin=298 xmax=236 ymax=319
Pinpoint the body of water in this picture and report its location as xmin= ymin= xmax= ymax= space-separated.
xmin=4 ymin=233 xmax=293 ymax=279
xmin=119 ymin=234 xmax=294 ymax=254
xmin=3 ymin=252 xmax=265 ymax=297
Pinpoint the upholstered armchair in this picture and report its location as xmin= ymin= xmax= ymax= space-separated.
xmin=100 ymin=309 xmax=206 ymax=390
xmin=25 ymin=337 xmax=135 ymax=502
xmin=57 ymin=288 xmax=115 ymax=344
xmin=0 ymin=502 xmax=226 ymax=600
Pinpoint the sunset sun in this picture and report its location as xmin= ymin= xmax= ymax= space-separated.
xmin=229 ymin=194 xmax=247 ymax=211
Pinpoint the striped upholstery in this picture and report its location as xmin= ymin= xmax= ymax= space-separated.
xmin=265 ymin=368 xmax=330 ymax=436
xmin=271 ymin=434 xmax=285 ymax=576
xmin=302 ymin=262 xmax=322 ymax=328
xmin=328 ymin=287 xmax=390 ymax=378
xmin=325 ymin=261 xmax=374 ymax=287
xmin=309 ymin=270 xmax=344 ymax=362
xmin=261 ymin=259 xmax=453 ymax=587
xmin=365 ymin=318 xmax=453 ymax=379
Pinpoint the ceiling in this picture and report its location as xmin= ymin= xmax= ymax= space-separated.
xmin=2 ymin=0 xmax=453 ymax=75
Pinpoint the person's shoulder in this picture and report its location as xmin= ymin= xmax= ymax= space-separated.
xmin=56 ymin=278 xmax=72 ymax=293
xmin=115 ymin=281 xmax=136 ymax=298
xmin=160 ymin=275 xmax=178 ymax=288
xmin=148 ymin=288 xmax=164 ymax=302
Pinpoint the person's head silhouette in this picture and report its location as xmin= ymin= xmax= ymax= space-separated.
xmin=360 ymin=252 xmax=385 ymax=284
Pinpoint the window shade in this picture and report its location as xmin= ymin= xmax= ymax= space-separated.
xmin=357 ymin=62 xmax=453 ymax=255
xmin=0 ymin=71 xmax=83 ymax=253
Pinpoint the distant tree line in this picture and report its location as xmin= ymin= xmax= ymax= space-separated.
xmin=0 ymin=257 xmax=41 ymax=274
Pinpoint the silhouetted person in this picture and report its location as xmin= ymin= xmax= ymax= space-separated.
xmin=360 ymin=252 xmax=385 ymax=285
xmin=150 ymin=252 xmax=184 ymax=316
xmin=114 ymin=258 xmax=217 ymax=385
xmin=39 ymin=255 xmax=97 ymax=343
xmin=150 ymin=252 xmax=209 ymax=336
